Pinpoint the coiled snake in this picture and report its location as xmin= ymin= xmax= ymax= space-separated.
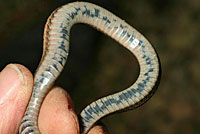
xmin=19 ymin=2 xmax=161 ymax=134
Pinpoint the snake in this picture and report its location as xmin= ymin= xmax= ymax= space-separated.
xmin=19 ymin=2 xmax=161 ymax=134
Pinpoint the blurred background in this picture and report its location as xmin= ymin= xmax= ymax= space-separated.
xmin=0 ymin=0 xmax=199 ymax=133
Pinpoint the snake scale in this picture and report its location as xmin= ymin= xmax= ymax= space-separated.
xmin=19 ymin=2 xmax=161 ymax=134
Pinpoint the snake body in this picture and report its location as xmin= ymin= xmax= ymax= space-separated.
xmin=19 ymin=2 xmax=160 ymax=134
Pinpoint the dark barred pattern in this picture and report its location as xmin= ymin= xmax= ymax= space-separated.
xmin=19 ymin=2 xmax=160 ymax=134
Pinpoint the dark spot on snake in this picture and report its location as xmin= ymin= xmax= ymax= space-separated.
xmin=103 ymin=16 xmax=107 ymax=21
xmin=84 ymin=110 xmax=94 ymax=121
xmin=39 ymin=77 xmax=44 ymax=83
xmin=82 ymin=5 xmax=91 ymax=16
xmin=120 ymin=30 xmax=127 ymax=38
xmin=94 ymin=8 xmax=100 ymax=17
xmin=60 ymin=28 xmax=68 ymax=36
xmin=58 ymin=44 xmax=68 ymax=53
xmin=68 ymin=12 xmax=76 ymax=19
xmin=127 ymin=33 xmax=131 ymax=37
xmin=120 ymin=24 xmax=127 ymax=29
xmin=94 ymin=103 xmax=104 ymax=113
xmin=100 ymin=100 xmax=109 ymax=110
xmin=119 ymin=93 xmax=129 ymax=103
xmin=127 ymin=90 xmax=136 ymax=97
xmin=123 ymin=92 xmax=132 ymax=99
xmin=87 ymin=106 xmax=98 ymax=115
xmin=52 ymin=63 xmax=59 ymax=72
xmin=129 ymin=35 xmax=134 ymax=43
xmin=113 ymin=18 xmax=117 ymax=22
xmin=59 ymin=34 xmax=68 ymax=41
xmin=144 ymin=68 xmax=154 ymax=76
xmin=104 ymin=99 xmax=111 ymax=106
xmin=75 ymin=7 xmax=81 ymax=12
xmin=137 ymin=83 xmax=146 ymax=92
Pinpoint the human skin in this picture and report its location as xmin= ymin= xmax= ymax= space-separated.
xmin=0 ymin=64 xmax=106 ymax=134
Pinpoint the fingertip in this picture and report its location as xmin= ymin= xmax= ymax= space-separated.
xmin=0 ymin=63 xmax=33 ymax=107
xmin=88 ymin=125 xmax=108 ymax=134
xmin=39 ymin=87 xmax=79 ymax=134
xmin=0 ymin=64 xmax=33 ymax=133
xmin=13 ymin=64 xmax=34 ymax=99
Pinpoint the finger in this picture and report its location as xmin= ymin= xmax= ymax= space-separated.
xmin=39 ymin=87 xmax=79 ymax=134
xmin=0 ymin=64 xmax=33 ymax=134
xmin=88 ymin=125 xmax=108 ymax=134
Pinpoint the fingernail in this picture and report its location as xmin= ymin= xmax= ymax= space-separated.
xmin=0 ymin=64 xmax=24 ymax=105
xmin=70 ymin=110 xmax=80 ymax=134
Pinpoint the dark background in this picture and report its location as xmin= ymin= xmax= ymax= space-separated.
xmin=0 ymin=0 xmax=200 ymax=133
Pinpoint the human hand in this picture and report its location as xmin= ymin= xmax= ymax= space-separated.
xmin=0 ymin=64 xmax=106 ymax=134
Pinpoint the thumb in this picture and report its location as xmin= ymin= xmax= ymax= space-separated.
xmin=0 ymin=64 xmax=33 ymax=134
